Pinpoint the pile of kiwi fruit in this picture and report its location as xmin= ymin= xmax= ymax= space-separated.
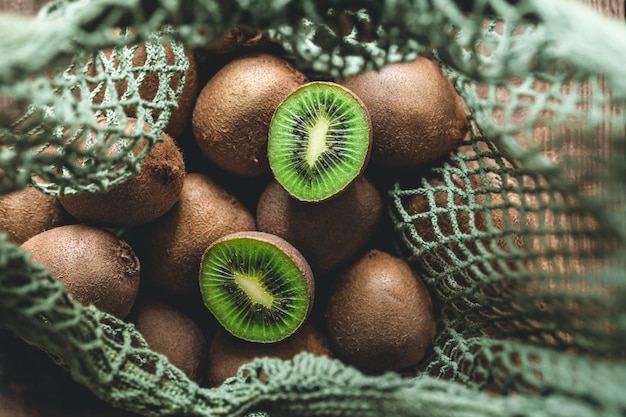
xmin=0 ymin=22 xmax=487 ymax=416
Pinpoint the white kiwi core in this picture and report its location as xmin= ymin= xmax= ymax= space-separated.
xmin=305 ymin=117 xmax=330 ymax=167
xmin=234 ymin=271 xmax=274 ymax=308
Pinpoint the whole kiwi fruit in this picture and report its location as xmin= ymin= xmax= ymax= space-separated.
xmin=124 ymin=173 xmax=256 ymax=300
xmin=127 ymin=298 xmax=208 ymax=384
xmin=20 ymin=224 xmax=140 ymax=319
xmin=460 ymin=141 xmax=527 ymax=254
xmin=338 ymin=55 xmax=470 ymax=169
xmin=403 ymin=172 xmax=488 ymax=276
xmin=256 ymin=176 xmax=382 ymax=274
xmin=403 ymin=161 xmax=527 ymax=301
xmin=201 ymin=27 xmax=276 ymax=54
xmin=0 ymin=186 xmax=73 ymax=244
xmin=89 ymin=31 xmax=198 ymax=139
xmin=192 ymin=53 xmax=307 ymax=177
xmin=58 ymin=117 xmax=185 ymax=228
xmin=206 ymin=323 xmax=332 ymax=387
xmin=324 ymin=249 xmax=436 ymax=372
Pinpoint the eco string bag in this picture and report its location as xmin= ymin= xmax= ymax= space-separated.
xmin=0 ymin=0 xmax=625 ymax=416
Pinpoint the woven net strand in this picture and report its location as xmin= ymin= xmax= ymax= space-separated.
xmin=1 ymin=0 xmax=626 ymax=416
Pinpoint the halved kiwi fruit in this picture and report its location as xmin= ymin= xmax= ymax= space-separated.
xmin=199 ymin=231 xmax=314 ymax=343
xmin=268 ymin=81 xmax=372 ymax=202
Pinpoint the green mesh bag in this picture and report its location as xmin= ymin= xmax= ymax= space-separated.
xmin=1 ymin=0 xmax=626 ymax=416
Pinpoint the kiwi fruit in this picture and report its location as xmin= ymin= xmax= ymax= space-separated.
xmin=338 ymin=55 xmax=470 ymax=169
xmin=57 ymin=117 xmax=185 ymax=228
xmin=191 ymin=53 xmax=307 ymax=177
xmin=20 ymin=224 xmax=140 ymax=319
xmin=267 ymin=81 xmax=372 ymax=202
xmin=256 ymin=176 xmax=382 ymax=274
xmin=89 ymin=31 xmax=198 ymax=139
xmin=124 ymin=173 xmax=256 ymax=299
xmin=324 ymin=249 xmax=436 ymax=372
xmin=403 ymin=164 xmax=529 ymax=300
xmin=199 ymin=231 xmax=315 ymax=343
xmin=403 ymin=173 xmax=488 ymax=276
xmin=201 ymin=27 xmax=276 ymax=55
xmin=127 ymin=298 xmax=208 ymax=384
xmin=206 ymin=322 xmax=331 ymax=387
xmin=0 ymin=186 xmax=73 ymax=244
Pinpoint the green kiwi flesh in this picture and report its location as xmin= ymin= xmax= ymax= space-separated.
xmin=199 ymin=231 xmax=314 ymax=343
xmin=268 ymin=81 xmax=372 ymax=202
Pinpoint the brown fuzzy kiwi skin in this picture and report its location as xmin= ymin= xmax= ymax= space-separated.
xmin=338 ymin=56 xmax=470 ymax=169
xmin=191 ymin=53 xmax=308 ymax=177
xmin=134 ymin=45 xmax=198 ymax=139
xmin=403 ymin=173 xmax=488 ymax=276
xmin=58 ymin=118 xmax=185 ymax=228
xmin=201 ymin=27 xmax=276 ymax=54
xmin=324 ymin=249 xmax=437 ymax=372
xmin=0 ymin=186 xmax=74 ymax=245
xmin=89 ymin=32 xmax=198 ymax=139
xmin=403 ymin=165 xmax=527 ymax=298
xmin=126 ymin=298 xmax=208 ymax=384
xmin=19 ymin=224 xmax=141 ymax=319
xmin=124 ymin=173 xmax=257 ymax=300
xmin=206 ymin=322 xmax=331 ymax=387
xmin=256 ymin=176 xmax=382 ymax=275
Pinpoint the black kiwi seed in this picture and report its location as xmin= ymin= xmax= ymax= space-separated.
xmin=199 ymin=231 xmax=315 ymax=343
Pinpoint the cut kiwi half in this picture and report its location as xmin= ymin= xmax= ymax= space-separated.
xmin=268 ymin=81 xmax=372 ymax=202
xmin=199 ymin=231 xmax=315 ymax=343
